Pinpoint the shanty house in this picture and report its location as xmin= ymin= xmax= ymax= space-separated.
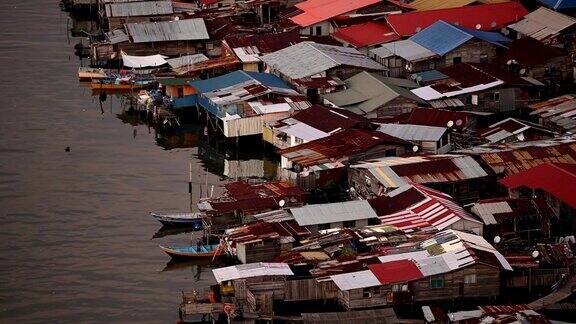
xmin=368 ymin=184 xmax=484 ymax=234
xmin=289 ymin=200 xmax=380 ymax=232
xmin=410 ymin=20 xmax=511 ymax=68
xmin=158 ymin=78 xmax=198 ymax=109
xmin=189 ymin=71 xmax=309 ymax=138
xmin=102 ymin=0 xmax=174 ymax=30
xmin=528 ymin=94 xmax=576 ymax=134
xmin=278 ymin=128 xmax=412 ymax=189
xmin=377 ymin=123 xmax=451 ymax=154
xmin=478 ymin=118 xmax=556 ymax=144
xmin=329 ymin=230 xmax=511 ymax=309
xmin=322 ymin=71 xmax=426 ymax=117
xmin=370 ymin=40 xmax=439 ymax=78
xmin=500 ymin=163 xmax=576 ymax=233
xmin=410 ymin=63 xmax=540 ymax=112
xmin=260 ymin=42 xmax=385 ymax=87
xmin=264 ymin=105 xmax=369 ymax=150
xmin=350 ymin=154 xmax=491 ymax=203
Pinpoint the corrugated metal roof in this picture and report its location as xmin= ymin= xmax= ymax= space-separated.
xmin=368 ymin=260 xmax=423 ymax=285
xmin=410 ymin=21 xmax=510 ymax=56
xmin=330 ymin=269 xmax=381 ymax=291
xmin=290 ymin=0 xmax=381 ymax=27
xmin=371 ymin=39 xmax=438 ymax=62
xmin=212 ymin=262 xmax=293 ymax=283
xmin=353 ymin=154 xmax=489 ymax=189
xmin=290 ymin=200 xmax=378 ymax=226
xmin=409 ymin=0 xmax=508 ymax=11
xmin=375 ymin=184 xmax=482 ymax=233
xmin=261 ymin=42 xmax=385 ymax=80
xmin=105 ymin=0 xmax=173 ymax=17
xmin=508 ymin=7 xmax=576 ymax=40
xmin=500 ymin=163 xmax=576 ymax=209
xmin=166 ymin=54 xmax=209 ymax=68
xmin=105 ymin=29 xmax=129 ymax=44
xmin=529 ymin=95 xmax=576 ymax=134
xmin=378 ymin=123 xmax=447 ymax=142
xmin=332 ymin=21 xmax=400 ymax=48
xmin=410 ymin=70 xmax=449 ymax=83
xmin=126 ymin=19 xmax=209 ymax=43
xmin=189 ymin=71 xmax=294 ymax=93
xmin=470 ymin=201 xmax=514 ymax=224
xmin=386 ymin=2 xmax=527 ymax=37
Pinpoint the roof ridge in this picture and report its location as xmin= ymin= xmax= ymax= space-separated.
xmin=308 ymin=42 xmax=341 ymax=66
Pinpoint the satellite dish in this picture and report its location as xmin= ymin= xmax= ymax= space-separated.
xmin=412 ymin=145 xmax=419 ymax=152
xmin=532 ymin=250 xmax=540 ymax=258
xmin=516 ymin=133 xmax=525 ymax=141
xmin=455 ymin=119 xmax=463 ymax=126
xmin=475 ymin=24 xmax=482 ymax=30
xmin=278 ymin=199 xmax=286 ymax=207
xmin=416 ymin=76 xmax=423 ymax=82
xmin=519 ymin=68 xmax=526 ymax=75
xmin=174 ymin=16 xmax=180 ymax=21
xmin=502 ymin=28 xmax=510 ymax=36
xmin=447 ymin=120 xmax=454 ymax=128
xmin=493 ymin=236 xmax=501 ymax=244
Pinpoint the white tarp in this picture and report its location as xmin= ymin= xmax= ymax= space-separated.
xmin=122 ymin=52 xmax=168 ymax=68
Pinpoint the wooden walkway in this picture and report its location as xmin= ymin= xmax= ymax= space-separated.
xmin=529 ymin=273 xmax=576 ymax=310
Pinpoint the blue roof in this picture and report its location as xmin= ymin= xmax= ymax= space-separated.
xmin=538 ymin=0 xmax=576 ymax=9
xmin=188 ymin=71 xmax=292 ymax=93
xmin=410 ymin=21 xmax=511 ymax=56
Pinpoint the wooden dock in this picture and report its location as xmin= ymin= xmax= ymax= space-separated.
xmin=528 ymin=273 xmax=576 ymax=310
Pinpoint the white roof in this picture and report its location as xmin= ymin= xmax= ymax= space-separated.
xmin=261 ymin=42 xmax=385 ymax=80
xmin=470 ymin=201 xmax=513 ymax=225
xmin=411 ymin=80 xmax=504 ymax=101
xmin=249 ymin=102 xmax=292 ymax=115
xmin=126 ymin=19 xmax=209 ymax=44
xmin=278 ymin=122 xmax=329 ymax=142
xmin=371 ymin=40 xmax=437 ymax=62
xmin=330 ymin=270 xmax=381 ymax=291
xmin=122 ymin=52 xmax=167 ymax=68
xmin=290 ymin=200 xmax=378 ymax=226
xmin=233 ymin=46 xmax=261 ymax=63
xmin=212 ymin=262 xmax=293 ymax=283
xmin=378 ymin=123 xmax=447 ymax=142
xmin=508 ymin=7 xmax=576 ymax=40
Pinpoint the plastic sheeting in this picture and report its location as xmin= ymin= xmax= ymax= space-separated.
xmin=122 ymin=52 xmax=168 ymax=68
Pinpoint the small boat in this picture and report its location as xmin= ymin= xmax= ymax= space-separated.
xmin=159 ymin=243 xmax=222 ymax=259
xmin=150 ymin=212 xmax=204 ymax=229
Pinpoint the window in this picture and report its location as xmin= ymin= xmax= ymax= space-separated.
xmin=453 ymin=56 xmax=462 ymax=65
xmin=343 ymin=220 xmax=356 ymax=228
xmin=177 ymin=87 xmax=184 ymax=98
xmin=392 ymin=284 xmax=408 ymax=292
xmin=316 ymin=26 xmax=322 ymax=36
xmin=480 ymin=54 xmax=488 ymax=63
xmin=317 ymin=223 xmax=330 ymax=231
xmin=294 ymin=137 xmax=304 ymax=145
xmin=471 ymin=95 xmax=479 ymax=105
xmin=363 ymin=288 xmax=372 ymax=298
xmin=309 ymin=27 xmax=313 ymax=35
xmin=490 ymin=92 xmax=500 ymax=102
xmin=385 ymin=148 xmax=397 ymax=157
xmin=464 ymin=274 xmax=477 ymax=284
xmin=430 ymin=276 xmax=444 ymax=288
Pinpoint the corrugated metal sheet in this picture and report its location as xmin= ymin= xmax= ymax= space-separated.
xmin=330 ymin=270 xmax=381 ymax=291
xmin=126 ymin=19 xmax=209 ymax=43
xmin=368 ymin=260 xmax=424 ymax=284
xmin=290 ymin=200 xmax=378 ymax=226
xmin=371 ymin=39 xmax=438 ymax=62
xmin=212 ymin=262 xmax=293 ymax=283
xmin=378 ymin=123 xmax=447 ymax=142
xmin=508 ymin=7 xmax=576 ymax=40
xmin=166 ymin=54 xmax=209 ymax=68
xmin=409 ymin=0 xmax=507 ymax=11
xmin=105 ymin=0 xmax=173 ymax=17
xmin=291 ymin=0 xmax=381 ymax=27
xmin=261 ymin=42 xmax=385 ymax=80
xmin=410 ymin=21 xmax=510 ymax=56
xmin=470 ymin=201 xmax=513 ymax=224
xmin=530 ymin=95 xmax=576 ymax=133
xmin=105 ymin=29 xmax=129 ymax=44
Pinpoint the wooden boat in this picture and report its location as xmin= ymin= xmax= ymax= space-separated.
xmin=150 ymin=212 xmax=203 ymax=228
xmin=159 ymin=243 xmax=222 ymax=259
xmin=78 ymin=67 xmax=106 ymax=82
xmin=90 ymin=80 xmax=153 ymax=91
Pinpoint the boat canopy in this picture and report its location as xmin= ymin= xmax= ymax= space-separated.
xmin=122 ymin=52 xmax=168 ymax=68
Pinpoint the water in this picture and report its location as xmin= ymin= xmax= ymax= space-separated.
xmin=0 ymin=1 xmax=274 ymax=322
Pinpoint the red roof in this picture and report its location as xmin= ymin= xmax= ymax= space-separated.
xmin=224 ymin=31 xmax=340 ymax=54
xmin=201 ymin=0 xmax=221 ymax=5
xmin=291 ymin=0 xmax=382 ymax=27
xmin=279 ymin=128 xmax=411 ymax=167
xmin=368 ymin=260 xmax=423 ymax=284
xmin=405 ymin=108 xmax=469 ymax=130
xmin=500 ymin=163 xmax=576 ymax=209
xmin=287 ymin=105 xmax=368 ymax=133
xmin=386 ymin=2 xmax=528 ymax=37
xmin=332 ymin=21 xmax=400 ymax=48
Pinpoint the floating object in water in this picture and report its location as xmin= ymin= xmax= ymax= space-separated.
xmin=159 ymin=243 xmax=222 ymax=259
xmin=65 ymin=146 xmax=70 ymax=152
xmin=150 ymin=212 xmax=203 ymax=228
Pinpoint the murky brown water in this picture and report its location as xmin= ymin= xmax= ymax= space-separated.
xmin=0 ymin=1 xmax=273 ymax=322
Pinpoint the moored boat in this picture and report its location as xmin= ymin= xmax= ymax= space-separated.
xmin=159 ymin=243 xmax=222 ymax=259
xmin=150 ymin=212 xmax=204 ymax=228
